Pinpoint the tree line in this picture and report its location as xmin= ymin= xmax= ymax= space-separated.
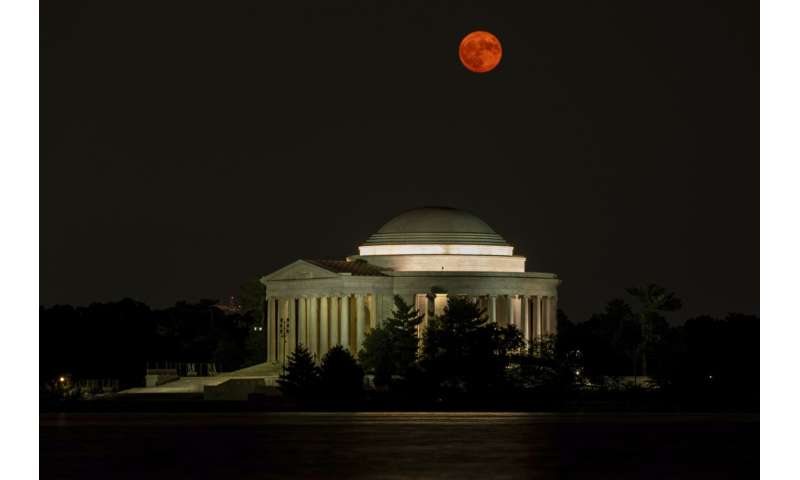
xmin=40 ymin=279 xmax=267 ymax=390
xmin=40 ymin=281 xmax=758 ymax=410
xmin=278 ymin=285 xmax=758 ymax=410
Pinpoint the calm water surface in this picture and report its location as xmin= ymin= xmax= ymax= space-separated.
xmin=40 ymin=412 xmax=758 ymax=479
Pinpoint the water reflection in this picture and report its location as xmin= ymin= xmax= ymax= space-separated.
xmin=41 ymin=412 xmax=758 ymax=479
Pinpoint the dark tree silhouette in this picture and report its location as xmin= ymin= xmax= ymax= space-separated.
xmin=559 ymin=299 xmax=642 ymax=382
xmin=359 ymin=295 xmax=423 ymax=387
xmin=626 ymin=284 xmax=682 ymax=379
xmin=277 ymin=345 xmax=320 ymax=402
xmin=421 ymin=296 xmax=520 ymax=394
xmin=508 ymin=333 xmax=579 ymax=395
xmin=320 ymin=346 xmax=364 ymax=405
xmin=648 ymin=313 xmax=759 ymax=409
xmin=237 ymin=278 xmax=267 ymax=366
xmin=239 ymin=277 xmax=266 ymax=326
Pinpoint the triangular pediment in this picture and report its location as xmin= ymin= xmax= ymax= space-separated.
xmin=261 ymin=260 xmax=341 ymax=282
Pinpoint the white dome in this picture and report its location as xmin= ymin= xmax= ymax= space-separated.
xmin=353 ymin=207 xmax=524 ymax=272
xmin=363 ymin=207 xmax=509 ymax=247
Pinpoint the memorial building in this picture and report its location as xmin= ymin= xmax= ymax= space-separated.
xmin=261 ymin=207 xmax=560 ymax=364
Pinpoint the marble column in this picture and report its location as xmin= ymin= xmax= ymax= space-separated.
xmin=368 ymin=294 xmax=377 ymax=331
xmin=277 ymin=298 xmax=287 ymax=363
xmin=520 ymin=295 xmax=528 ymax=340
xmin=330 ymin=296 xmax=340 ymax=347
xmin=288 ymin=298 xmax=297 ymax=355
xmin=267 ymin=297 xmax=276 ymax=363
xmin=507 ymin=295 xmax=515 ymax=328
xmin=532 ymin=295 xmax=542 ymax=338
xmin=426 ymin=293 xmax=435 ymax=322
xmin=376 ymin=293 xmax=385 ymax=327
xmin=340 ymin=295 xmax=350 ymax=351
xmin=542 ymin=296 xmax=550 ymax=336
xmin=356 ymin=294 xmax=365 ymax=351
xmin=544 ymin=297 xmax=556 ymax=335
xmin=551 ymin=297 xmax=558 ymax=335
xmin=319 ymin=296 xmax=329 ymax=357
xmin=298 ymin=297 xmax=307 ymax=348
xmin=308 ymin=297 xmax=319 ymax=359
xmin=489 ymin=295 xmax=497 ymax=323
xmin=370 ymin=294 xmax=378 ymax=328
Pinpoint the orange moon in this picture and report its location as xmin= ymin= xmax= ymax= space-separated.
xmin=459 ymin=31 xmax=502 ymax=73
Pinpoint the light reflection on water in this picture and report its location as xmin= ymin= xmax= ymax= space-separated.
xmin=41 ymin=410 xmax=756 ymax=426
xmin=41 ymin=412 xmax=758 ymax=480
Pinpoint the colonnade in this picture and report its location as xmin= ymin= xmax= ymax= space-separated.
xmin=491 ymin=294 xmax=557 ymax=342
xmin=418 ymin=294 xmax=557 ymax=343
xmin=526 ymin=295 xmax=558 ymax=341
xmin=267 ymin=292 xmax=557 ymax=364
xmin=266 ymin=294 xmax=373 ymax=364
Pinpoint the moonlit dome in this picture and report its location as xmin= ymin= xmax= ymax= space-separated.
xmin=353 ymin=207 xmax=524 ymax=272
xmin=362 ymin=206 xmax=510 ymax=247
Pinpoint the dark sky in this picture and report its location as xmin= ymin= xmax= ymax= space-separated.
xmin=41 ymin=0 xmax=758 ymax=322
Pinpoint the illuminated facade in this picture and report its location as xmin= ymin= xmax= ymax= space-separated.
xmin=261 ymin=207 xmax=560 ymax=364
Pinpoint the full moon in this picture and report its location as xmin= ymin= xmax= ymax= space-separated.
xmin=459 ymin=31 xmax=502 ymax=73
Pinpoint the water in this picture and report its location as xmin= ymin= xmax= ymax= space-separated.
xmin=40 ymin=412 xmax=758 ymax=479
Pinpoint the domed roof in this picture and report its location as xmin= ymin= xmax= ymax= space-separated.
xmin=362 ymin=207 xmax=510 ymax=246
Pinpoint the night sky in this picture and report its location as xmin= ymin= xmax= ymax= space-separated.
xmin=41 ymin=1 xmax=758 ymax=322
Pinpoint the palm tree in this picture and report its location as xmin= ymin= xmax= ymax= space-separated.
xmin=626 ymin=284 xmax=682 ymax=382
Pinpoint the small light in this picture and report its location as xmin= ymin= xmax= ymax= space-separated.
xmin=59 ymin=377 xmax=65 ymax=383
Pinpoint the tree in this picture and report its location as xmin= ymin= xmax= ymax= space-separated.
xmin=359 ymin=295 xmax=423 ymax=387
xmin=568 ymin=299 xmax=641 ymax=381
xmin=495 ymin=324 xmax=525 ymax=359
xmin=232 ymin=278 xmax=268 ymax=367
xmin=277 ymin=345 xmax=320 ymax=402
xmin=509 ymin=334 xmax=578 ymax=393
xmin=239 ymin=277 xmax=266 ymax=325
xmin=421 ymin=296 xmax=516 ymax=394
xmin=626 ymin=284 xmax=681 ymax=379
xmin=650 ymin=313 xmax=759 ymax=404
xmin=320 ymin=346 xmax=364 ymax=405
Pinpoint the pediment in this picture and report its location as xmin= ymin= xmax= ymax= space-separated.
xmin=261 ymin=260 xmax=341 ymax=282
